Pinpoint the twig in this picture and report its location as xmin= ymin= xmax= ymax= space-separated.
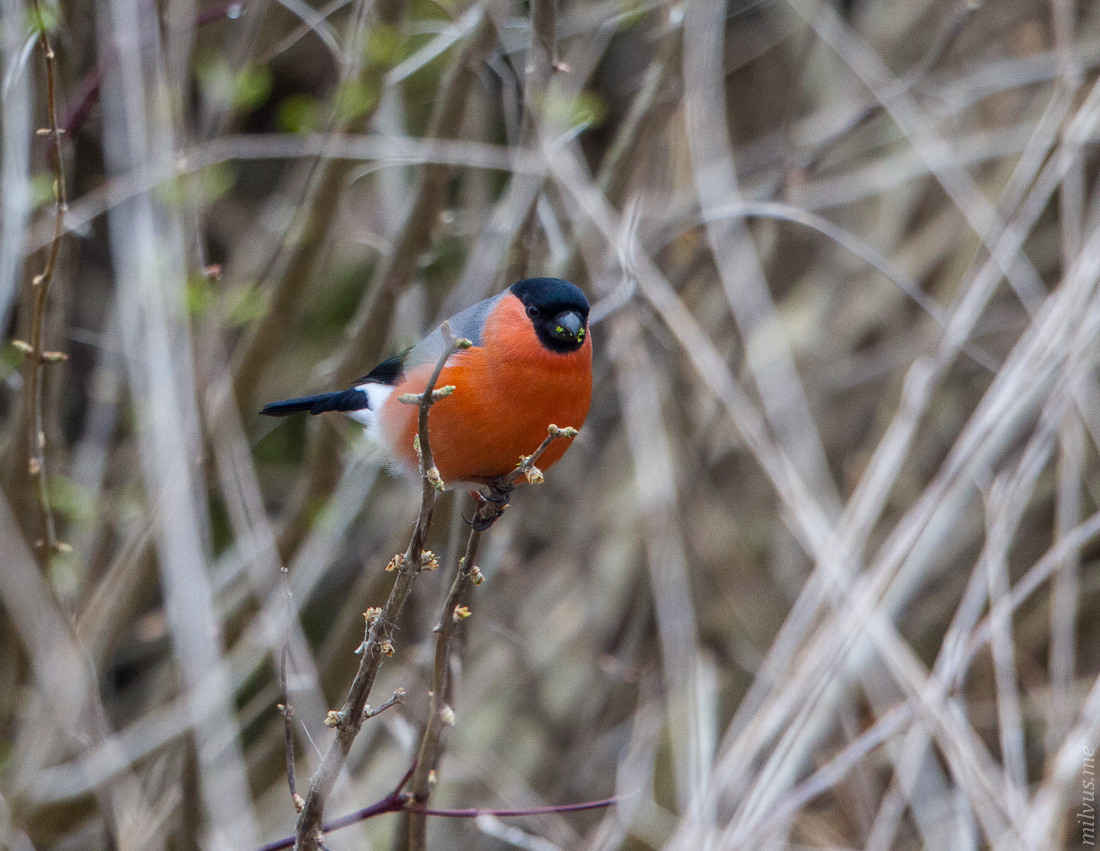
xmin=402 ymin=524 xmax=484 ymax=851
xmin=468 ymin=424 xmax=579 ymax=531
xmin=402 ymin=424 xmax=578 ymax=850
xmin=407 ymin=797 xmax=616 ymax=819
xmin=21 ymin=0 xmax=69 ymax=567
xmin=278 ymin=566 xmax=303 ymax=811
xmin=259 ymin=757 xmax=614 ymax=851
xmin=365 ymin=688 xmax=407 ymax=720
xmin=292 ymin=323 xmax=465 ymax=851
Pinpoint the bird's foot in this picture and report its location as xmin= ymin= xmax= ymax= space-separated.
xmin=467 ymin=480 xmax=515 ymax=531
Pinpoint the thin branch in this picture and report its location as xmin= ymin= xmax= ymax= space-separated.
xmin=21 ymin=0 xmax=69 ymax=566
xmin=503 ymin=0 xmax=557 ymax=282
xmin=402 ymin=424 xmax=578 ymax=850
xmin=467 ymin=423 xmax=579 ymax=530
xmin=278 ymin=566 xmax=303 ymax=811
xmin=259 ymin=754 xmax=613 ymax=851
xmin=365 ymin=687 xmax=407 ymax=720
xmin=292 ymin=323 xmax=465 ymax=851
xmin=403 ymin=522 xmax=484 ymax=851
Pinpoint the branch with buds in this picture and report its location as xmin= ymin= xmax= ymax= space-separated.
xmin=280 ymin=320 xmax=589 ymax=850
xmin=291 ymin=322 xmax=467 ymax=851
xmin=282 ymin=414 xmax=585 ymax=851
xmin=403 ymin=423 xmax=578 ymax=850
xmin=20 ymin=0 xmax=69 ymax=567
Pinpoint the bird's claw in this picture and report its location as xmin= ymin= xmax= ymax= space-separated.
xmin=466 ymin=481 xmax=514 ymax=530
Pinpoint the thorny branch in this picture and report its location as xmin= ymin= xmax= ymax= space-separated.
xmin=291 ymin=322 xmax=466 ymax=851
xmin=22 ymin=0 xmax=69 ymax=566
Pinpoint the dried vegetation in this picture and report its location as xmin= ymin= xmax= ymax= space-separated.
xmin=3 ymin=0 xmax=1100 ymax=849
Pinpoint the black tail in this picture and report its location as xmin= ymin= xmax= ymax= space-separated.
xmin=260 ymin=388 xmax=370 ymax=417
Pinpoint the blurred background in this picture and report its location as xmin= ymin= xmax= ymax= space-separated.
xmin=3 ymin=0 xmax=1100 ymax=848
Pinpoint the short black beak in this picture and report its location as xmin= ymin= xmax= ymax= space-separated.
xmin=550 ymin=310 xmax=585 ymax=343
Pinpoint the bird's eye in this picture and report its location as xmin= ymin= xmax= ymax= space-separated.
xmin=526 ymin=305 xmax=541 ymax=319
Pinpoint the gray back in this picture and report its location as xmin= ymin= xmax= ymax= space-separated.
xmin=406 ymin=288 xmax=509 ymax=369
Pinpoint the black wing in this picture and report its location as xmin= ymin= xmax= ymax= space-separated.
xmin=356 ymin=348 xmax=410 ymax=386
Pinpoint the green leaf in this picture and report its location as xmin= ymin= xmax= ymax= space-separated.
xmin=46 ymin=475 xmax=96 ymax=525
xmin=363 ymin=24 xmax=406 ymax=67
xmin=541 ymin=90 xmax=609 ymax=131
xmin=186 ymin=272 xmax=216 ymax=317
xmin=333 ymin=78 xmax=379 ymax=123
xmin=28 ymin=4 xmax=60 ymax=35
xmin=278 ymin=94 xmax=326 ymax=134
xmin=234 ymin=65 xmax=273 ymax=110
xmin=195 ymin=54 xmax=273 ymax=112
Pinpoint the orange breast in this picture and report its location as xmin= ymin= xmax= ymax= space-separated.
xmin=379 ymin=296 xmax=592 ymax=484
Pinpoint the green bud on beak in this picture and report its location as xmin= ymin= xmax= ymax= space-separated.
xmin=550 ymin=310 xmax=584 ymax=343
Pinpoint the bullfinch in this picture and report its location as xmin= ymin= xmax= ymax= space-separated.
xmin=260 ymin=277 xmax=592 ymax=485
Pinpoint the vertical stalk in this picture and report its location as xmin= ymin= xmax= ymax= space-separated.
xmin=24 ymin=0 xmax=68 ymax=566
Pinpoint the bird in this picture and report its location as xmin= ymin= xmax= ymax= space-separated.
xmin=260 ymin=277 xmax=592 ymax=486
